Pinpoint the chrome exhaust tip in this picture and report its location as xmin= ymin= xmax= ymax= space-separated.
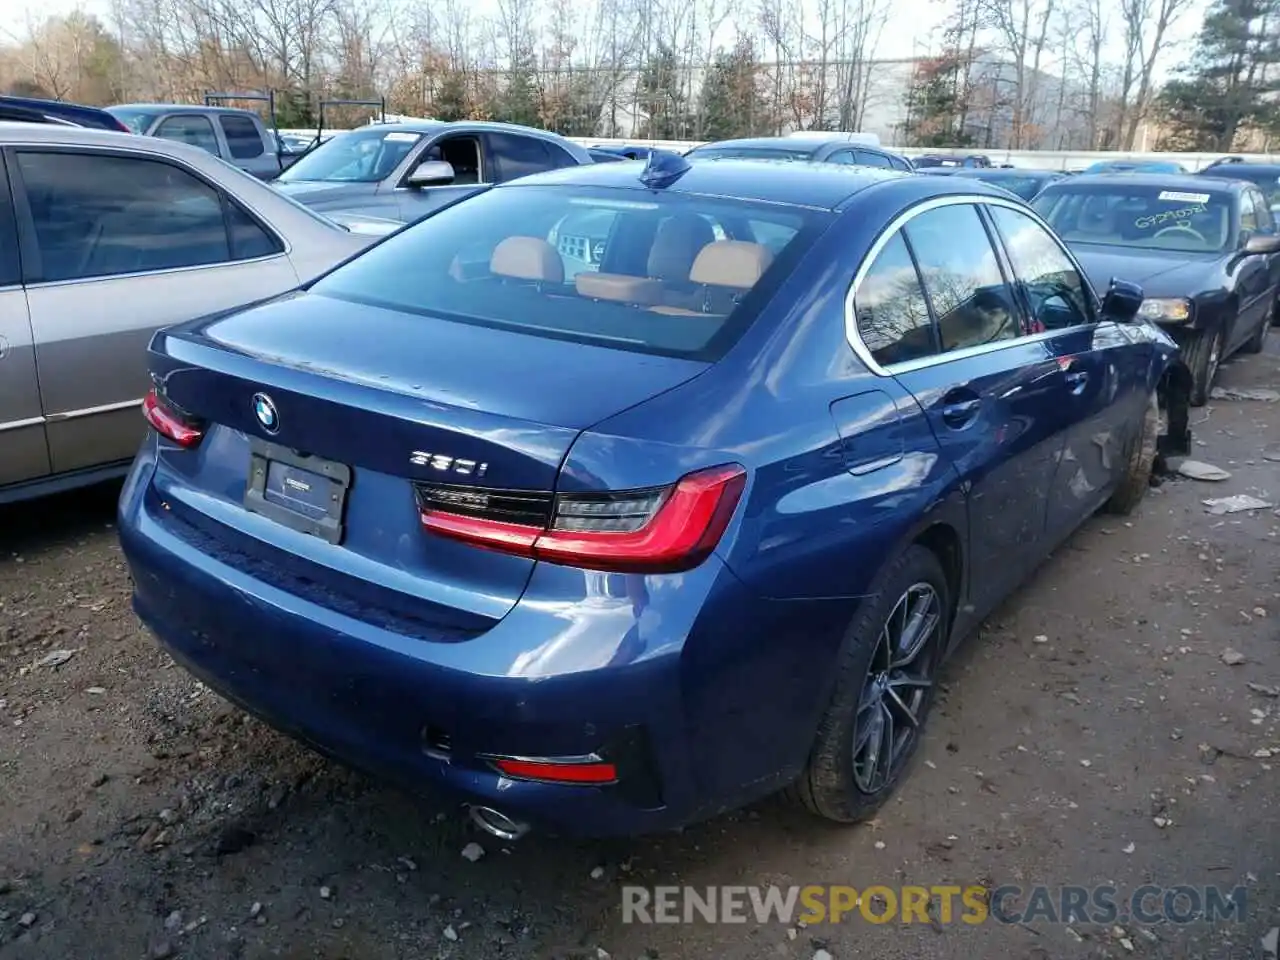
xmin=468 ymin=805 xmax=530 ymax=841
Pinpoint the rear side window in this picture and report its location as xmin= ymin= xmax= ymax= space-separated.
xmin=16 ymin=151 xmax=275 ymax=282
xmin=153 ymin=115 xmax=220 ymax=156
xmin=310 ymin=184 xmax=828 ymax=361
xmin=219 ymin=115 xmax=265 ymax=159
xmin=489 ymin=134 xmax=554 ymax=181
xmin=853 ymin=231 xmax=935 ymax=366
xmin=903 ymin=204 xmax=1021 ymax=352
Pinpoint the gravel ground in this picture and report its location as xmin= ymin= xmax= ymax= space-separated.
xmin=2 ymin=344 xmax=1279 ymax=960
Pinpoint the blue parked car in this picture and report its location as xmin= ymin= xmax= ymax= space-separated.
xmin=118 ymin=153 xmax=1192 ymax=839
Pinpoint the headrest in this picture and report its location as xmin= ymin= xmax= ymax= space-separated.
xmin=490 ymin=236 xmax=564 ymax=283
xmin=648 ymin=214 xmax=717 ymax=280
xmin=689 ymin=240 xmax=774 ymax=288
xmin=575 ymin=272 xmax=663 ymax=305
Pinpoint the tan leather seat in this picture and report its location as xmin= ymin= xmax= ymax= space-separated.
xmin=650 ymin=240 xmax=774 ymax=316
xmin=490 ymin=236 xmax=564 ymax=284
xmin=575 ymin=272 xmax=663 ymax=305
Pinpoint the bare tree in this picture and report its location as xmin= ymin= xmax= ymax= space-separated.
xmin=1116 ymin=0 xmax=1193 ymax=149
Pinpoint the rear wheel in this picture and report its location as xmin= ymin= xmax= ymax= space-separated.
xmin=787 ymin=545 xmax=948 ymax=823
xmin=1184 ymin=326 xmax=1223 ymax=407
xmin=1242 ymin=301 xmax=1273 ymax=354
xmin=1104 ymin=391 xmax=1158 ymax=515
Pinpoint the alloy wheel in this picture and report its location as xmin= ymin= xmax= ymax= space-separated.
xmin=852 ymin=583 xmax=941 ymax=793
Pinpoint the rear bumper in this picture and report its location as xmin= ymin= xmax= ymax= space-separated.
xmin=118 ymin=449 xmax=846 ymax=836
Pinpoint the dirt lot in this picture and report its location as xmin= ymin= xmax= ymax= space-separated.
xmin=2 ymin=347 xmax=1279 ymax=960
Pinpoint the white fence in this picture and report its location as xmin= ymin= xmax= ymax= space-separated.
xmin=277 ymin=127 xmax=1280 ymax=171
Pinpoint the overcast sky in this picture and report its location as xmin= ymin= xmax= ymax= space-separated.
xmin=1 ymin=0 xmax=1206 ymax=80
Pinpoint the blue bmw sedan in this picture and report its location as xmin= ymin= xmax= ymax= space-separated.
xmin=118 ymin=153 xmax=1192 ymax=839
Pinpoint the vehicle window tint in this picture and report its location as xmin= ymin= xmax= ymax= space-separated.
xmin=219 ymin=115 xmax=264 ymax=159
xmin=546 ymin=143 xmax=581 ymax=170
xmin=17 ymin=151 xmax=237 ymax=282
xmin=227 ymin=202 xmax=283 ymax=260
xmin=1254 ymin=191 xmax=1276 ymax=232
xmin=489 ymin=133 xmax=554 ymax=181
xmin=309 ymin=184 xmax=826 ymax=361
xmin=826 ymin=150 xmax=856 ymax=165
xmin=854 ymin=150 xmax=894 ymax=169
xmin=154 ymin=115 xmax=220 ymax=155
xmin=853 ymin=230 xmax=936 ymax=366
xmin=903 ymin=204 xmax=1021 ymax=351
xmin=1241 ymin=193 xmax=1259 ymax=234
xmin=987 ymin=205 xmax=1093 ymax=331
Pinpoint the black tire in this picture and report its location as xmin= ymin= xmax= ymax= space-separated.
xmin=1242 ymin=301 xmax=1273 ymax=355
xmin=786 ymin=545 xmax=949 ymax=823
xmin=1104 ymin=392 xmax=1158 ymax=515
xmin=1183 ymin=326 xmax=1223 ymax=407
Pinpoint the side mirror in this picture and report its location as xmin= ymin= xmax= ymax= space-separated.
xmin=406 ymin=160 xmax=456 ymax=188
xmin=1244 ymin=232 xmax=1280 ymax=254
xmin=1101 ymin=278 xmax=1144 ymax=323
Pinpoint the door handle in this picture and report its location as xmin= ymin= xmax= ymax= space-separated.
xmin=1065 ymin=369 xmax=1090 ymax=394
xmin=940 ymin=394 xmax=982 ymax=428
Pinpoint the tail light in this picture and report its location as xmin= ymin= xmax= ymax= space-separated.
xmin=142 ymin=387 xmax=204 ymax=448
xmin=417 ymin=463 xmax=747 ymax=574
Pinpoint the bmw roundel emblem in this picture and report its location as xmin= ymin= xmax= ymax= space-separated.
xmin=252 ymin=393 xmax=279 ymax=434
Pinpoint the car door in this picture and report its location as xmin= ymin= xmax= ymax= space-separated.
xmin=217 ymin=113 xmax=279 ymax=180
xmin=0 ymin=155 xmax=50 ymax=490
xmin=10 ymin=146 xmax=300 ymax=476
xmin=1230 ymin=188 xmax=1280 ymax=351
xmin=1252 ymin=189 xmax=1280 ymax=316
xmin=852 ymin=199 xmax=1075 ymax=615
xmin=985 ymin=203 xmax=1151 ymax=536
xmin=393 ymin=132 xmax=489 ymax=221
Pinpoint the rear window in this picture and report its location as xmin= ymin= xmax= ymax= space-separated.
xmin=310 ymin=185 xmax=829 ymax=360
xmin=1034 ymin=184 xmax=1236 ymax=253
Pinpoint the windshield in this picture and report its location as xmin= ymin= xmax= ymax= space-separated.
xmin=277 ymin=128 xmax=424 ymax=183
xmin=310 ymin=184 xmax=829 ymax=360
xmin=687 ymin=146 xmax=816 ymax=162
xmin=1033 ymin=185 xmax=1235 ymax=253
xmin=106 ymin=107 xmax=162 ymax=134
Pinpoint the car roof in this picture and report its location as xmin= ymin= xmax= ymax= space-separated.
xmin=109 ymin=102 xmax=265 ymax=116
xmin=690 ymin=136 xmax=900 ymax=155
xmin=0 ymin=121 xmax=215 ymax=153
xmin=498 ymin=156 xmax=945 ymax=211
xmin=1202 ymin=161 xmax=1280 ymax=175
xmin=1044 ymin=172 xmax=1243 ymax=193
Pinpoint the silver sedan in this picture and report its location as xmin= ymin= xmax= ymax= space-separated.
xmin=0 ymin=122 xmax=377 ymax=504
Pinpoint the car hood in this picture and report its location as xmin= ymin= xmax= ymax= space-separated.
xmin=1068 ymin=245 xmax=1221 ymax=297
xmin=271 ymin=180 xmax=380 ymax=207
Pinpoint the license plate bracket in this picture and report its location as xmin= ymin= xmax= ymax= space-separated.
xmin=244 ymin=438 xmax=352 ymax=545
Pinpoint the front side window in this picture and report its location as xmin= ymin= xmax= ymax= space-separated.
xmin=277 ymin=128 xmax=424 ymax=183
xmin=309 ymin=184 xmax=828 ymax=361
xmin=853 ymin=230 xmax=935 ymax=367
xmin=154 ymin=115 xmax=220 ymax=155
xmin=988 ymin=205 xmax=1093 ymax=331
xmin=903 ymin=204 xmax=1021 ymax=352
xmin=17 ymin=151 xmax=267 ymax=282
xmin=219 ymin=115 xmax=265 ymax=159
xmin=1252 ymin=190 xmax=1276 ymax=232
xmin=1034 ymin=184 xmax=1235 ymax=253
